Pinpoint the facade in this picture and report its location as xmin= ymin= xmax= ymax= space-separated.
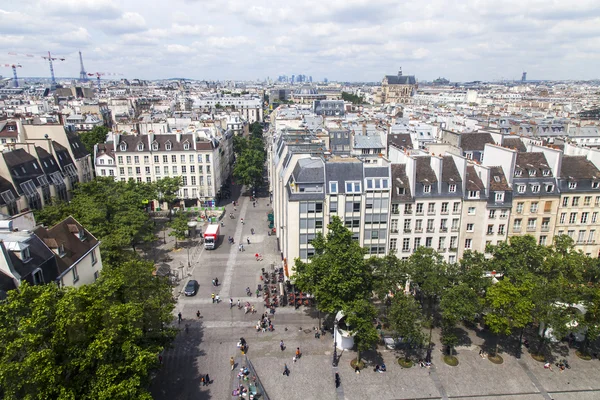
xmin=313 ymin=100 xmax=345 ymax=116
xmin=193 ymin=95 xmax=263 ymax=124
xmin=104 ymin=130 xmax=234 ymax=207
xmin=65 ymin=114 xmax=103 ymax=131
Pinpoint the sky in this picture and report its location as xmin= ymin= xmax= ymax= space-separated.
xmin=1 ymin=0 xmax=600 ymax=82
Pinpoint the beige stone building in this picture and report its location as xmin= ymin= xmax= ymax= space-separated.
xmin=377 ymin=68 xmax=417 ymax=104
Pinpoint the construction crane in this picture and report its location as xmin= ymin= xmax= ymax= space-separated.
xmin=87 ymin=72 xmax=122 ymax=93
xmin=0 ymin=63 xmax=22 ymax=88
xmin=8 ymin=51 xmax=65 ymax=88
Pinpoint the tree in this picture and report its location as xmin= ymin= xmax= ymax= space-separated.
xmin=440 ymin=283 xmax=482 ymax=355
xmin=484 ymin=279 xmax=534 ymax=356
xmin=0 ymin=260 xmax=175 ymax=399
xmin=249 ymin=122 xmax=263 ymax=138
xmin=154 ymin=177 xmax=181 ymax=214
xmin=168 ymin=211 xmax=189 ymax=248
xmin=370 ymin=254 xmax=408 ymax=301
xmin=345 ymin=299 xmax=379 ymax=364
xmin=233 ymin=148 xmax=265 ymax=189
xmin=79 ymin=125 xmax=109 ymax=154
xmin=294 ymin=216 xmax=372 ymax=314
xmin=578 ymin=286 xmax=600 ymax=355
xmin=388 ymin=294 xmax=425 ymax=360
xmin=341 ymin=91 xmax=364 ymax=105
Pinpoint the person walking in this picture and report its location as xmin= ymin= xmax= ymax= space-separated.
xmin=205 ymin=373 xmax=210 ymax=385
xmin=215 ymin=277 xmax=219 ymax=286
xmin=196 ymin=310 xmax=201 ymax=319
xmin=295 ymin=347 xmax=301 ymax=359
xmin=178 ymin=312 xmax=182 ymax=324
xmin=229 ymin=298 xmax=234 ymax=309
xmin=283 ymin=364 xmax=290 ymax=376
xmin=280 ymin=340 xmax=285 ymax=351
xmin=211 ymin=293 xmax=215 ymax=303
xmin=238 ymin=244 xmax=242 ymax=252
xmin=230 ymin=356 xmax=235 ymax=371
xmin=247 ymin=237 xmax=250 ymax=245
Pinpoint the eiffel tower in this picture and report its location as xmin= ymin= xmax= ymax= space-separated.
xmin=79 ymin=51 xmax=88 ymax=82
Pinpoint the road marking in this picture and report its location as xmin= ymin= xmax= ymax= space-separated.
xmin=220 ymin=198 xmax=248 ymax=298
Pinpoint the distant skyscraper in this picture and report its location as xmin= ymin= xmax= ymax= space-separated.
xmin=291 ymin=75 xmax=295 ymax=84
xmin=309 ymin=76 xmax=312 ymax=83
xmin=324 ymin=78 xmax=328 ymax=83
xmin=521 ymin=72 xmax=527 ymax=82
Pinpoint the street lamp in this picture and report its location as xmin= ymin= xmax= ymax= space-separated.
xmin=332 ymin=320 xmax=338 ymax=367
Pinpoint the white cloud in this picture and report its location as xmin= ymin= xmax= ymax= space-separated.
xmin=102 ymin=12 xmax=147 ymax=34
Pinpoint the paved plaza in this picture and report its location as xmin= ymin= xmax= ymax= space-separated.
xmin=149 ymin=188 xmax=600 ymax=400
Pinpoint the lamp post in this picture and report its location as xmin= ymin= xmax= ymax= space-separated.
xmin=186 ymin=242 xmax=191 ymax=269
xmin=332 ymin=320 xmax=338 ymax=367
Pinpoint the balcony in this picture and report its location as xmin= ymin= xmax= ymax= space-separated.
xmin=441 ymin=210 xmax=449 ymax=215
xmin=437 ymin=247 xmax=447 ymax=252
xmin=452 ymin=210 xmax=461 ymax=215
xmin=440 ymin=227 xmax=448 ymax=233
xmin=404 ymin=210 xmax=413 ymax=215
xmin=415 ymin=211 xmax=424 ymax=216
xmin=391 ymin=229 xmax=399 ymax=234
xmin=451 ymin=227 xmax=459 ymax=232
xmin=486 ymin=231 xmax=494 ymax=235
xmin=500 ymin=214 xmax=508 ymax=219
xmin=426 ymin=228 xmax=435 ymax=233
xmin=498 ymin=231 xmax=505 ymax=235
xmin=526 ymin=227 xmax=536 ymax=232
xmin=402 ymin=248 xmax=412 ymax=253
xmin=404 ymin=229 xmax=412 ymax=233
xmin=541 ymin=226 xmax=550 ymax=232
xmin=392 ymin=210 xmax=400 ymax=215
xmin=414 ymin=228 xmax=423 ymax=233
xmin=449 ymin=247 xmax=457 ymax=252
xmin=513 ymin=227 xmax=522 ymax=233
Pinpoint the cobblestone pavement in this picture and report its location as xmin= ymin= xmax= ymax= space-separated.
xmin=150 ymin=188 xmax=600 ymax=400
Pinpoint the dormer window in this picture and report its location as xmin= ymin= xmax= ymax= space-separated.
xmin=183 ymin=142 xmax=190 ymax=150
xmin=120 ymin=142 xmax=127 ymax=151
xmin=593 ymin=182 xmax=599 ymax=189
xmin=515 ymin=170 xmax=522 ymax=177
xmin=569 ymin=182 xmax=577 ymax=189
xmin=58 ymin=244 xmax=65 ymax=258
xmin=528 ymin=169 xmax=536 ymax=177
xmin=468 ymin=190 xmax=479 ymax=199
xmin=542 ymin=169 xmax=550 ymax=176
xmin=423 ymin=185 xmax=431 ymax=193
xmin=137 ymin=143 xmax=144 ymax=151
xmin=152 ymin=142 xmax=159 ymax=151
xmin=165 ymin=141 xmax=172 ymax=151
xmin=78 ymin=229 xmax=85 ymax=241
xmin=21 ymin=246 xmax=31 ymax=263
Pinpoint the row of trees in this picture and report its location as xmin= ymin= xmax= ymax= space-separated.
xmin=341 ymin=91 xmax=364 ymax=105
xmin=232 ymin=122 xmax=266 ymax=190
xmin=0 ymin=258 xmax=176 ymax=399
xmin=35 ymin=177 xmax=181 ymax=264
xmin=294 ymin=217 xmax=600 ymax=364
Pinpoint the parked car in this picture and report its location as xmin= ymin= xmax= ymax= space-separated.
xmin=184 ymin=280 xmax=199 ymax=296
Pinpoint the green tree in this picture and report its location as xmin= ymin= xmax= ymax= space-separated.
xmin=233 ymin=148 xmax=264 ymax=189
xmin=79 ymin=125 xmax=109 ymax=154
xmin=484 ymin=279 xmax=534 ymax=356
xmin=168 ymin=211 xmax=189 ymax=248
xmin=578 ymin=286 xmax=600 ymax=355
xmin=154 ymin=177 xmax=181 ymax=214
xmin=249 ymin=121 xmax=263 ymax=137
xmin=341 ymin=91 xmax=364 ymax=104
xmin=345 ymin=299 xmax=379 ymax=364
xmin=440 ymin=283 xmax=482 ymax=355
xmin=370 ymin=254 xmax=408 ymax=301
xmin=0 ymin=260 xmax=175 ymax=399
xmin=294 ymin=216 xmax=372 ymax=314
xmin=388 ymin=294 xmax=425 ymax=360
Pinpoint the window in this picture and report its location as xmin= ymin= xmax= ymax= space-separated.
xmin=414 ymin=238 xmax=421 ymax=249
xmin=584 ymin=196 xmax=592 ymax=206
xmin=466 ymin=223 xmax=474 ymax=232
xmin=568 ymin=230 xmax=575 ymax=238
xmin=498 ymin=224 xmax=505 ymax=234
xmin=451 ymin=219 xmax=459 ymax=230
xmin=593 ymin=182 xmax=600 ymax=189
xmin=487 ymin=225 xmax=494 ymax=234
xmin=345 ymin=181 xmax=361 ymax=193
xmin=545 ymin=184 xmax=554 ymax=193
xmin=441 ymin=202 xmax=448 ymax=213
xmin=126 ymin=156 xmax=132 ymax=164
xmin=468 ymin=207 xmax=475 ymax=215
xmin=171 ymin=155 xmax=177 ymax=163
xmin=528 ymin=169 xmax=536 ymax=177
xmin=72 ymin=266 xmax=79 ymax=283
xmin=164 ymin=166 xmax=168 ymax=175
xmin=415 ymin=219 xmax=423 ymax=232
xmin=542 ymin=169 xmax=550 ymax=176
xmin=515 ymin=170 xmax=522 ymax=177
xmin=438 ymin=237 xmax=446 ymax=250
xmin=495 ymin=192 xmax=504 ymax=202
xmin=453 ymin=202 xmax=460 ymax=213
xmin=427 ymin=203 xmax=435 ymax=214
xmin=500 ymin=209 xmax=508 ymax=218
xmin=489 ymin=210 xmax=496 ymax=219
xmin=402 ymin=238 xmax=410 ymax=252
xmin=572 ymin=197 xmax=580 ymax=206
xmin=449 ymin=184 xmax=456 ymax=193
xmin=581 ymin=212 xmax=589 ymax=224
xmin=403 ymin=219 xmax=411 ymax=232
xmin=137 ymin=143 xmax=143 ymax=151
xmin=465 ymin=239 xmax=472 ymax=249
xmin=155 ymin=166 xmax=160 ymax=174
xmin=569 ymin=182 xmax=577 ymax=189
xmin=539 ymin=236 xmax=547 ymax=245
xmin=468 ymin=190 xmax=479 ymax=199
xmin=527 ymin=218 xmax=536 ymax=230
xmin=182 ymin=176 xmax=188 ymax=186
xmin=152 ymin=142 xmax=159 ymax=151
xmin=517 ymin=185 xmax=525 ymax=193
xmin=165 ymin=142 xmax=172 ymax=151
xmin=205 ymin=155 xmax=210 ymax=163
xmin=191 ymin=176 xmax=196 ymax=185
xmin=530 ymin=202 xmax=538 ymax=213
xmin=541 ymin=218 xmax=550 ymax=230
xmin=416 ymin=203 xmax=424 ymax=214
xmin=544 ymin=201 xmax=552 ymax=213
xmin=183 ymin=142 xmax=190 ymax=150
xmin=144 ymin=156 xmax=149 ymax=164
xmin=513 ymin=219 xmax=522 ymax=231
xmin=391 ymin=204 xmax=399 ymax=214
xmin=390 ymin=238 xmax=398 ymax=252
xmin=91 ymin=249 xmax=97 ymax=265
xmin=423 ymin=185 xmax=431 ymax=193
xmin=569 ymin=213 xmax=577 ymax=224
xmin=163 ymin=155 xmax=168 ymax=163
xmin=172 ymin=166 xmax=178 ymax=174
xmin=560 ymin=213 xmax=566 ymax=223
xmin=190 ymin=165 xmax=195 ymax=173
xmin=562 ymin=197 xmax=569 ymax=207
xmin=120 ymin=143 xmax=126 ymax=151
xmin=531 ymin=185 xmax=540 ymax=193
xmin=589 ymin=230 xmax=595 ymax=243
xmin=353 ymin=202 xmax=361 ymax=212
xmin=450 ymin=236 xmax=457 ymax=249
xmin=425 ymin=237 xmax=433 ymax=248
xmin=329 ymin=181 xmax=338 ymax=194
xmin=593 ymin=212 xmax=598 ymax=223
xmin=427 ymin=219 xmax=434 ymax=232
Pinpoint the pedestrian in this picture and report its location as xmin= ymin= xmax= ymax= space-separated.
xmin=212 ymin=279 xmax=216 ymax=287
xmin=215 ymin=294 xmax=220 ymax=303
xmin=159 ymin=354 xmax=163 ymax=364
xmin=211 ymin=293 xmax=215 ymax=303
xmin=283 ymin=364 xmax=290 ymax=376
xmin=241 ymin=218 xmax=244 ymax=225
xmin=295 ymin=347 xmax=301 ymax=359
xmin=178 ymin=312 xmax=182 ymax=324
xmin=196 ymin=310 xmax=201 ymax=319
xmin=200 ymin=376 xmax=205 ymax=386
xmin=237 ymin=299 xmax=241 ymax=308
xmin=241 ymin=244 xmax=245 ymax=252
xmin=280 ymin=340 xmax=285 ymax=351
xmin=335 ymin=372 xmax=340 ymax=388
xmin=230 ymin=298 xmax=234 ymax=309
xmin=251 ymin=228 xmax=255 ymax=235
xmin=215 ymin=277 xmax=219 ymax=286
xmin=247 ymin=237 xmax=250 ymax=245
xmin=205 ymin=373 xmax=210 ymax=385
xmin=253 ymin=201 xmax=256 ymax=208
xmin=230 ymin=356 xmax=235 ymax=370
xmin=238 ymin=244 xmax=242 ymax=251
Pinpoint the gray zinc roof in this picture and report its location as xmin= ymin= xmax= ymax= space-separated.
xmin=292 ymin=158 xmax=324 ymax=183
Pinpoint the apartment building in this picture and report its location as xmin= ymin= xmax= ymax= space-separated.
xmin=554 ymin=155 xmax=600 ymax=255
xmin=103 ymin=130 xmax=233 ymax=207
xmin=271 ymin=135 xmax=390 ymax=275
xmin=193 ymin=95 xmax=263 ymax=124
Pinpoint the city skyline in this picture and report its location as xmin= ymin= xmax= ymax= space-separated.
xmin=0 ymin=0 xmax=599 ymax=82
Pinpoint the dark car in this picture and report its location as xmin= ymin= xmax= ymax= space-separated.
xmin=184 ymin=280 xmax=199 ymax=296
